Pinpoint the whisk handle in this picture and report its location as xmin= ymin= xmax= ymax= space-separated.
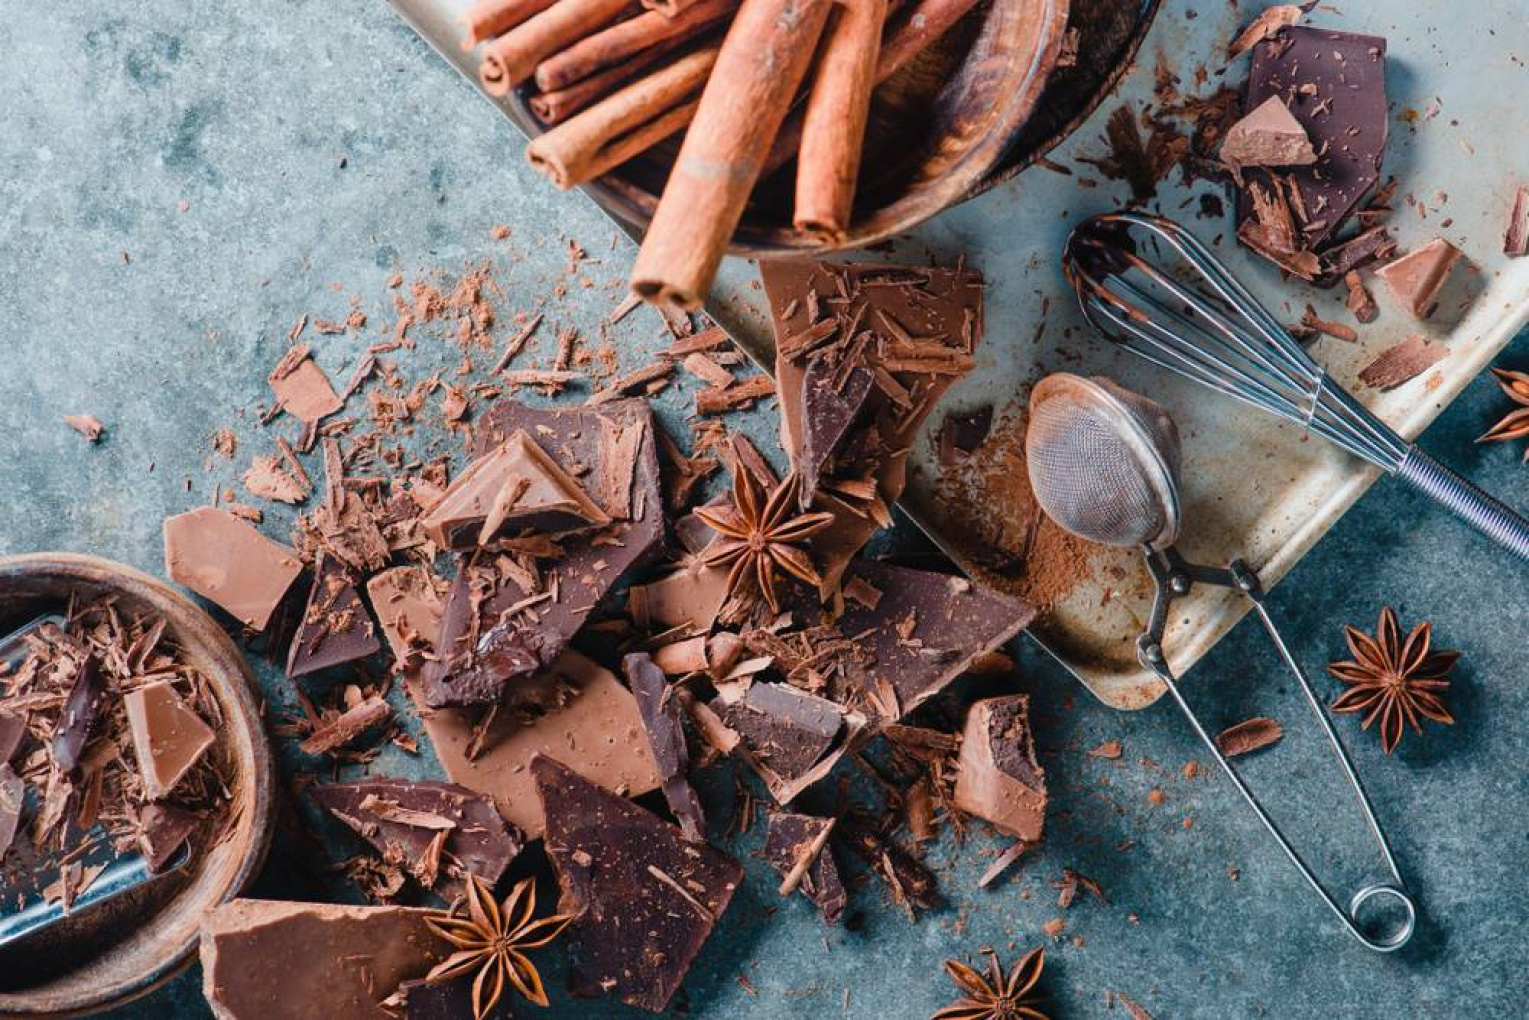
xmin=1396 ymin=447 xmax=1529 ymax=560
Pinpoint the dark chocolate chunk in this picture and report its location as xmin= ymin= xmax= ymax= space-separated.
xmin=286 ymin=555 xmax=382 ymax=680
xmin=938 ymin=406 xmax=994 ymax=464
xmin=423 ymin=399 xmax=664 ymax=709
xmin=1243 ymin=27 xmax=1388 ymax=248
xmin=393 ymin=977 xmax=514 ymax=1019
xmin=624 ymin=652 xmax=705 ymax=841
xmin=309 ymin=778 xmax=522 ymax=898
xmin=720 ymin=683 xmax=844 ymax=784
xmin=763 ymin=813 xmax=846 ymax=924
xmin=533 ymin=755 xmax=741 ymax=1013
xmin=139 ymin=803 xmax=199 ymax=873
xmin=798 ymin=360 xmax=874 ymax=504
xmin=0 ymin=711 xmax=25 ymax=766
xmin=0 ymin=764 xmax=22 ymax=862
xmin=1317 ymin=226 xmax=1396 ymax=280
xmin=51 ymin=654 xmax=103 ymax=774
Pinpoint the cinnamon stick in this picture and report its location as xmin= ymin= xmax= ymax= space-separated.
xmin=531 ymin=33 xmax=698 ymax=124
xmin=629 ymin=0 xmax=833 ymax=309
xmin=479 ymin=0 xmax=636 ymax=97
xmin=534 ymin=0 xmax=736 ymax=93
xmin=794 ymin=0 xmax=887 ymax=242
xmin=460 ymin=0 xmax=558 ymax=49
xmin=528 ymin=47 xmax=718 ymax=189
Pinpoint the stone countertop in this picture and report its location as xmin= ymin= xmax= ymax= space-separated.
xmin=2 ymin=1 xmax=1527 ymax=1017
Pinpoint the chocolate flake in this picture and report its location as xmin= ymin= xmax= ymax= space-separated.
xmin=1215 ymin=717 xmax=1284 ymax=758
xmin=1358 ymin=335 xmax=1448 ymax=390
xmin=268 ymin=343 xmax=343 ymax=425
xmin=1505 ymin=186 xmax=1529 ymax=258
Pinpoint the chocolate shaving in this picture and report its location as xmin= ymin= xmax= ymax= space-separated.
xmin=1215 ymin=717 xmax=1284 ymax=758
xmin=1358 ymin=335 xmax=1448 ymax=390
xmin=1505 ymin=186 xmax=1529 ymax=258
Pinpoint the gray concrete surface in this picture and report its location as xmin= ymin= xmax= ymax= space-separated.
xmin=2 ymin=1 xmax=1527 ymax=1017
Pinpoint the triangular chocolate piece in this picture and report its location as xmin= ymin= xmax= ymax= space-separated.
xmin=286 ymin=555 xmax=381 ymax=680
xmin=625 ymin=652 xmax=706 ymax=841
xmin=123 ymin=680 xmax=216 ymax=799
xmin=798 ymin=359 xmax=874 ymax=505
xmin=309 ymin=778 xmax=522 ymax=898
xmin=763 ymin=812 xmax=846 ymax=924
xmin=1374 ymin=237 xmax=1462 ymax=319
xmin=139 ymin=803 xmax=199 ymax=873
xmin=953 ymin=694 xmax=1047 ymax=841
xmin=52 ymin=654 xmax=102 ymax=774
xmin=1220 ymin=96 xmax=1316 ymax=172
xmin=534 ymin=755 xmax=741 ymax=1013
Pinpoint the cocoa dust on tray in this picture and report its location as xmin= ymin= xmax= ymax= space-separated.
xmin=930 ymin=403 xmax=1096 ymax=610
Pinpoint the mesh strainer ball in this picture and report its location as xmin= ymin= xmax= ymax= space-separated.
xmin=1025 ymin=373 xmax=1183 ymax=549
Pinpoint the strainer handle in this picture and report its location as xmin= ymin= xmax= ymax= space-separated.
xmin=1396 ymin=446 xmax=1529 ymax=561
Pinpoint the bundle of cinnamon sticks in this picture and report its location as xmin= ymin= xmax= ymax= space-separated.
xmin=461 ymin=0 xmax=984 ymax=309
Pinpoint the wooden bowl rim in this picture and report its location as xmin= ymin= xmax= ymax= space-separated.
xmin=0 ymin=552 xmax=276 ymax=1017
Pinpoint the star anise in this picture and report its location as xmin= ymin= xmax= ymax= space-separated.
xmin=1328 ymin=607 xmax=1457 ymax=755
xmin=422 ymin=873 xmax=576 ymax=1019
xmin=933 ymin=947 xmax=1049 ymax=1020
xmin=694 ymin=469 xmax=834 ymax=612
xmin=1478 ymin=366 xmax=1529 ymax=447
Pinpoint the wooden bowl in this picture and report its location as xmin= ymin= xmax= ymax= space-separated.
xmin=0 ymin=554 xmax=275 ymax=1017
xmin=510 ymin=0 xmax=1075 ymax=253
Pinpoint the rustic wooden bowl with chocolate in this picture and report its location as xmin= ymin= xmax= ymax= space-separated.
xmin=0 ymin=554 xmax=274 ymax=1016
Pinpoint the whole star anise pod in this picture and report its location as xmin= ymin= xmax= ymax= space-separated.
xmin=933 ymin=947 xmax=1049 ymax=1020
xmin=422 ymin=873 xmax=576 ymax=1019
xmin=1328 ymin=607 xmax=1457 ymax=755
xmin=1478 ymin=366 xmax=1529 ymax=447
xmin=694 ymin=469 xmax=834 ymax=611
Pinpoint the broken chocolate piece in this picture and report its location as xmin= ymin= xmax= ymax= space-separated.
xmin=798 ymin=360 xmax=874 ymax=504
xmin=123 ymin=681 xmax=216 ymax=800
xmin=299 ymin=696 xmax=392 ymax=756
xmin=1358 ymin=335 xmax=1448 ymax=390
xmin=52 ymin=654 xmax=103 ymax=775
xmin=625 ymin=652 xmax=706 ymax=841
xmin=163 ymin=507 xmax=304 ymax=630
xmin=413 ymin=650 xmax=660 ymax=839
xmin=366 ymin=565 xmax=446 ymax=685
xmin=0 ymin=711 xmax=25 ymax=765
xmin=420 ymin=429 xmax=611 ymax=549
xmin=1344 ymin=271 xmax=1378 ymax=324
xmin=1244 ymin=27 xmax=1388 ymax=249
xmin=0 ymin=764 xmax=22 ymax=862
xmin=286 ymin=555 xmax=381 ymax=680
xmin=391 ymin=978 xmax=513 ymax=1019
xmin=139 ymin=802 xmax=199 ymax=873
xmin=763 ymin=812 xmax=846 ymax=924
xmin=201 ymin=900 xmax=450 ymax=1020
xmin=953 ymin=695 xmax=1047 ymax=842
xmin=310 ymin=778 xmax=522 ymax=898
xmin=1220 ymin=96 xmax=1316 ymax=173
xmin=1318 ymin=226 xmax=1396 ymax=280
xmin=1506 ymin=186 xmax=1529 ymax=259
xmin=1374 ymin=238 xmax=1462 ymax=320
xmin=422 ymin=399 xmax=664 ymax=709
xmin=268 ymin=343 xmax=343 ymax=425
xmin=721 ymin=683 xmax=845 ymax=786
xmin=534 ymin=755 xmax=742 ymax=1013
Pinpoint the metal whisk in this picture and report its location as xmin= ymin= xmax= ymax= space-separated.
xmin=1064 ymin=211 xmax=1529 ymax=559
xmin=1026 ymin=373 xmax=1415 ymax=952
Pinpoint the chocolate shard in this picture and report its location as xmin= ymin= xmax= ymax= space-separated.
xmin=624 ymin=652 xmax=706 ymax=841
xmin=163 ymin=507 xmax=305 ymax=630
xmin=763 ymin=812 xmax=846 ymax=924
xmin=139 ymin=802 xmax=199 ymax=873
xmin=286 ymin=555 xmax=382 ymax=680
xmin=268 ymin=343 xmax=343 ymax=425
xmin=412 ymin=651 xmax=661 ymax=840
xmin=420 ymin=429 xmax=611 ymax=550
xmin=798 ymin=360 xmax=875 ymax=505
xmin=423 ymin=399 xmax=664 ymax=709
xmin=1220 ymin=95 xmax=1316 ymax=173
xmin=1357 ymin=335 xmax=1448 ymax=390
xmin=533 ymin=755 xmax=742 ymax=1013
xmin=1317 ymin=226 xmax=1396 ymax=280
xmin=366 ymin=565 xmax=447 ymax=686
xmin=123 ymin=680 xmax=216 ymax=800
xmin=391 ymin=978 xmax=514 ymax=1019
xmin=200 ymin=900 xmax=450 ymax=1020
xmin=0 ymin=764 xmax=22 ymax=862
xmin=720 ymin=683 xmax=847 ymax=795
xmin=953 ymin=695 xmax=1047 ymax=842
xmin=1244 ymin=27 xmax=1388 ymax=249
xmin=52 ymin=654 xmax=103 ymax=774
xmin=1506 ymin=186 xmax=1529 ymax=259
xmin=309 ymin=778 xmax=522 ymax=899
xmin=1374 ymin=238 xmax=1463 ymax=320
xmin=0 ymin=711 xmax=25 ymax=766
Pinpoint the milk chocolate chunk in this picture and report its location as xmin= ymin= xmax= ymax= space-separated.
xmin=123 ymin=680 xmax=216 ymax=800
xmin=763 ymin=813 xmax=846 ymax=924
xmin=1220 ymin=96 xmax=1317 ymax=172
xmin=424 ymin=399 xmax=663 ymax=708
xmin=366 ymin=565 xmax=447 ymax=685
xmin=798 ymin=359 xmax=874 ymax=504
xmin=52 ymin=654 xmax=103 ymax=774
xmin=420 ymin=429 xmax=611 ymax=549
xmin=268 ymin=343 xmax=343 ymax=425
xmin=0 ymin=711 xmax=25 ymax=765
xmin=309 ymin=778 xmax=522 ymax=898
xmin=953 ymin=695 xmax=1047 ymax=842
xmin=414 ymin=651 xmax=660 ymax=839
xmin=139 ymin=803 xmax=199 ymax=873
xmin=1244 ymin=27 xmax=1388 ymax=248
xmin=0 ymin=764 xmax=22 ymax=862
xmin=163 ymin=507 xmax=304 ymax=630
xmin=625 ymin=652 xmax=706 ymax=841
xmin=534 ymin=755 xmax=742 ymax=1013
xmin=201 ymin=900 xmax=450 ymax=1020
xmin=1374 ymin=238 xmax=1463 ymax=319
xmin=286 ymin=555 xmax=382 ymax=680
